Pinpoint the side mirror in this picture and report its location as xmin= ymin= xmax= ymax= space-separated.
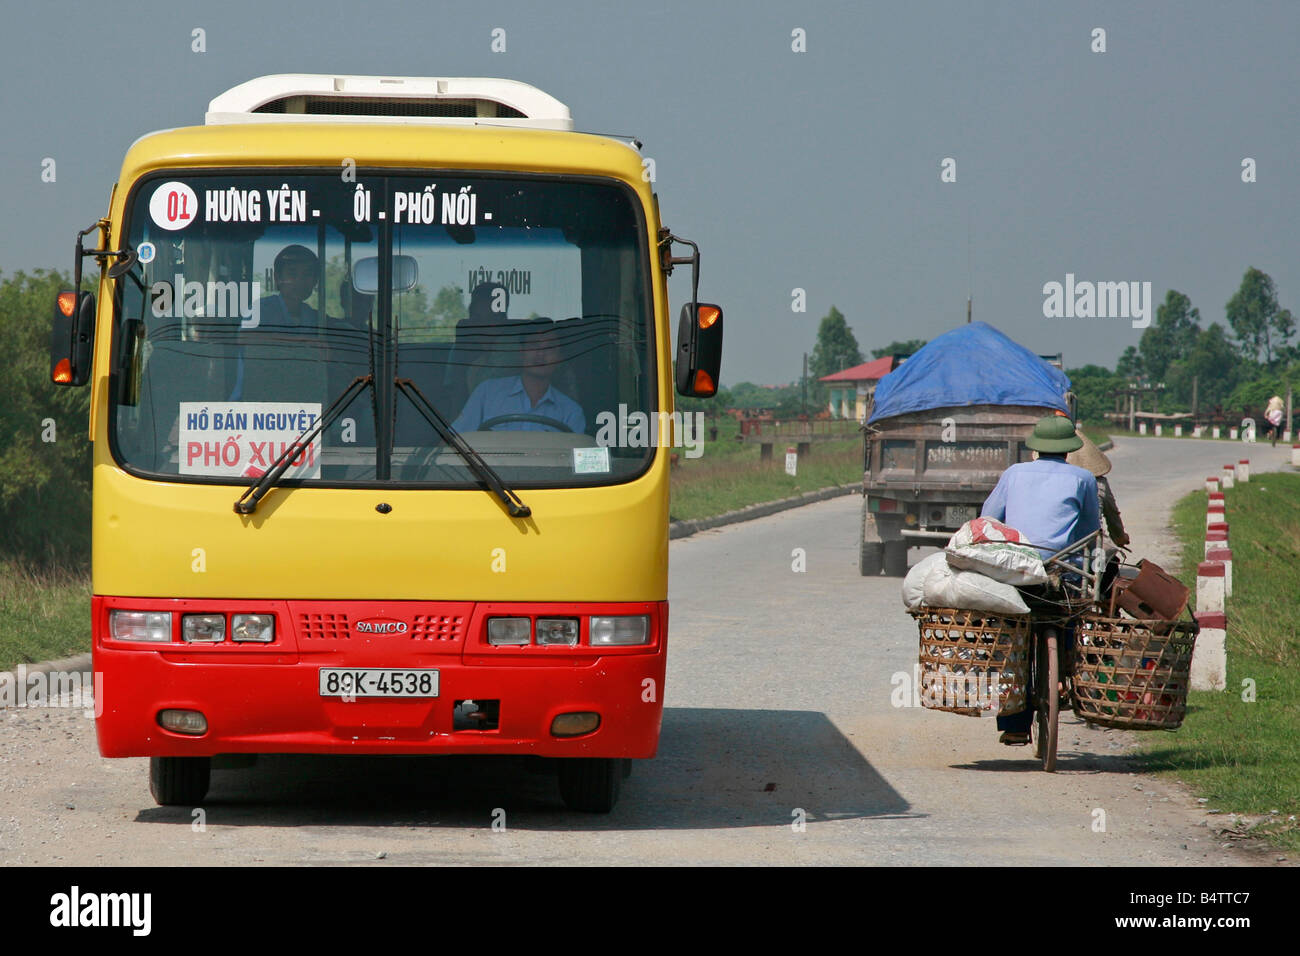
xmin=50 ymin=290 xmax=95 ymax=387
xmin=352 ymin=255 xmax=418 ymax=294
xmin=675 ymin=302 xmax=723 ymax=397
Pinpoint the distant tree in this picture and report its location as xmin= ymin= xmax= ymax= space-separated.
xmin=1066 ymin=364 xmax=1120 ymax=425
xmin=431 ymin=284 xmax=469 ymax=325
xmin=1138 ymin=290 xmax=1200 ymax=382
xmin=0 ymin=269 xmax=92 ymax=566
xmin=1115 ymin=346 xmax=1145 ymax=380
xmin=1226 ymin=267 xmax=1293 ymax=365
xmin=870 ymin=338 xmax=926 ymax=360
xmin=1164 ymin=323 xmax=1246 ymax=413
xmin=809 ymin=306 xmax=863 ymax=379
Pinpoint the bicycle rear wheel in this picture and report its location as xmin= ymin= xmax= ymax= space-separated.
xmin=1034 ymin=628 xmax=1060 ymax=772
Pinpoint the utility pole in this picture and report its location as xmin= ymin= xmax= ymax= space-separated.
xmin=967 ymin=296 xmax=972 ymax=324
xmin=1192 ymin=375 xmax=1198 ymax=421
xmin=802 ymin=352 xmax=808 ymax=416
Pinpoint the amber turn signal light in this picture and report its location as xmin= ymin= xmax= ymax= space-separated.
xmin=57 ymin=292 xmax=77 ymax=317
xmin=697 ymin=305 xmax=720 ymax=330
xmin=52 ymin=358 xmax=73 ymax=384
xmin=693 ymin=369 xmax=715 ymax=394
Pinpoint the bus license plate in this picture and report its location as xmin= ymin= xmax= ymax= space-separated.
xmin=319 ymin=668 xmax=439 ymax=698
xmin=945 ymin=505 xmax=976 ymax=526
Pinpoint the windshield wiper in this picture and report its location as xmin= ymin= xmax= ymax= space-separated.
xmin=394 ymin=377 xmax=531 ymax=518
xmin=234 ymin=375 xmax=372 ymax=515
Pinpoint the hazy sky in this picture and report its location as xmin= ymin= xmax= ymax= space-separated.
xmin=3 ymin=0 xmax=1296 ymax=385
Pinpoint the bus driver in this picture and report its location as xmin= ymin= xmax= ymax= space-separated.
xmin=452 ymin=321 xmax=585 ymax=433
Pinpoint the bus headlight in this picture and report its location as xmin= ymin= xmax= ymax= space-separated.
xmin=182 ymin=614 xmax=226 ymax=643
xmin=589 ymin=615 xmax=650 ymax=646
xmin=231 ymin=614 xmax=274 ymax=642
xmin=487 ymin=617 xmax=531 ymax=646
xmin=536 ymin=618 xmax=580 ymax=646
xmin=109 ymin=610 xmax=172 ymax=642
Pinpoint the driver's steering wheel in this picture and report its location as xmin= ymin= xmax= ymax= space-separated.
xmin=477 ymin=413 xmax=573 ymax=433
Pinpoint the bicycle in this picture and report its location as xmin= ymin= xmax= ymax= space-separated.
xmin=1018 ymin=530 xmax=1115 ymax=772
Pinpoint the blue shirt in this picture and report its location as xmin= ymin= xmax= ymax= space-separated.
xmin=256 ymin=295 xmax=319 ymax=330
xmin=452 ymin=376 xmax=586 ymax=433
xmin=980 ymin=457 xmax=1100 ymax=559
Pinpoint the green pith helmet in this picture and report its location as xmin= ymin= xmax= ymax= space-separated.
xmin=1026 ymin=414 xmax=1084 ymax=453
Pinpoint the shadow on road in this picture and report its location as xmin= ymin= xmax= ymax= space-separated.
xmin=133 ymin=707 xmax=916 ymax=830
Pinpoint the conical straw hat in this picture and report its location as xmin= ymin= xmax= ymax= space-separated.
xmin=1067 ymin=428 xmax=1111 ymax=477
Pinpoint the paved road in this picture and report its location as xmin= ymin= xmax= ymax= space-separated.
xmin=0 ymin=437 xmax=1291 ymax=865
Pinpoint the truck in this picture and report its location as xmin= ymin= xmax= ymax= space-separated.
xmin=858 ymin=322 xmax=1072 ymax=576
xmin=48 ymin=74 xmax=723 ymax=812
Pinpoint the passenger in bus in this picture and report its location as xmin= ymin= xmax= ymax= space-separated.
xmin=444 ymin=280 xmax=512 ymax=403
xmin=452 ymin=322 xmax=585 ymax=433
xmin=258 ymin=244 xmax=320 ymax=330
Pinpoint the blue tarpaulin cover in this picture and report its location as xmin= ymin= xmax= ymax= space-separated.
xmin=867 ymin=322 xmax=1071 ymax=423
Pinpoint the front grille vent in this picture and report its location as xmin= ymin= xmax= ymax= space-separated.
xmin=299 ymin=613 xmax=350 ymax=640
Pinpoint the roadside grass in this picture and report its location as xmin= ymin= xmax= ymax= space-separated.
xmin=1133 ymin=473 xmax=1300 ymax=852
xmin=669 ymin=433 xmax=860 ymax=522
xmin=0 ymin=560 xmax=91 ymax=672
xmin=1081 ymin=426 xmax=1111 ymax=447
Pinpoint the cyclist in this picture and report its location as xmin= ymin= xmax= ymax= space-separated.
xmin=981 ymin=413 xmax=1100 ymax=745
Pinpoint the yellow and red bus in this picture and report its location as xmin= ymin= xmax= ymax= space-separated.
xmin=50 ymin=75 xmax=722 ymax=812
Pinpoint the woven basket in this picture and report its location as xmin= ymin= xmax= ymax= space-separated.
xmin=1071 ymin=615 xmax=1197 ymax=729
xmin=910 ymin=607 xmax=1031 ymax=717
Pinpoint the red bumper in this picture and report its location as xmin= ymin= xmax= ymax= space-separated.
xmin=92 ymin=596 xmax=667 ymax=759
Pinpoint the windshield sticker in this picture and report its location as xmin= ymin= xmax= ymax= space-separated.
xmin=178 ymin=402 xmax=322 ymax=479
xmin=136 ymin=242 xmax=156 ymax=264
xmin=572 ymin=447 xmax=611 ymax=475
xmin=149 ymin=182 xmax=199 ymax=231
xmin=467 ymin=268 xmax=531 ymax=296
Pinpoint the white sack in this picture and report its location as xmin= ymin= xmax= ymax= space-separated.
xmin=902 ymin=552 xmax=948 ymax=610
xmin=922 ymin=558 xmax=1030 ymax=616
xmin=945 ymin=542 xmax=1047 ymax=586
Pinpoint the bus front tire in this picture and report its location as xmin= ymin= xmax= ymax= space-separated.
xmin=149 ymin=756 xmax=211 ymax=806
xmin=557 ymin=757 xmax=626 ymax=813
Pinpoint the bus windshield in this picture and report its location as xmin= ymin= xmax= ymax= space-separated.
xmin=111 ymin=172 xmax=655 ymax=488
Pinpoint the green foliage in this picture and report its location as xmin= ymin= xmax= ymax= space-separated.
xmin=675 ymin=385 xmax=732 ymax=416
xmin=870 ymin=339 xmax=925 ymax=360
xmin=0 ymin=270 xmax=93 ymax=567
xmin=1065 ymin=364 xmax=1120 ymax=425
xmin=808 ymin=306 xmax=863 ymax=379
xmin=1225 ymin=371 xmax=1286 ymax=415
xmin=1164 ymin=323 xmax=1250 ymax=412
xmin=1226 ymin=267 xmax=1293 ymax=365
xmin=726 ymin=381 xmax=802 ymax=412
xmin=1139 ymin=290 xmax=1200 ymax=382
xmin=1115 ymin=345 xmax=1144 ymax=380
xmin=396 ymin=283 xmax=469 ymax=342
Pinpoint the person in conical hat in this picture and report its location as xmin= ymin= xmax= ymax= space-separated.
xmin=1068 ymin=428 xmax=1128 ymax=547
xmin=1265 ymin=395 xmax=1284 ymax=446
xmin=980 ymin=414 xmax=1101 ymax=746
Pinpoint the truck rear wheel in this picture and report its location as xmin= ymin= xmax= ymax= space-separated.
xmin=859 ymin=541 xmax=883 ymax=576
xmin=860 ymin=506 xmax=882 ymax=575
xmin=883 ymin=541 xmax=909 ymax=577
xmin=557 ymin=757 xmax=626 ymax=813
xmin=149 ymin=756 xmax=210 ymax=806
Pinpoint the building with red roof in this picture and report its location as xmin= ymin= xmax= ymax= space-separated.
xmin=819 ymin=355 xmax=901 ymax=420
